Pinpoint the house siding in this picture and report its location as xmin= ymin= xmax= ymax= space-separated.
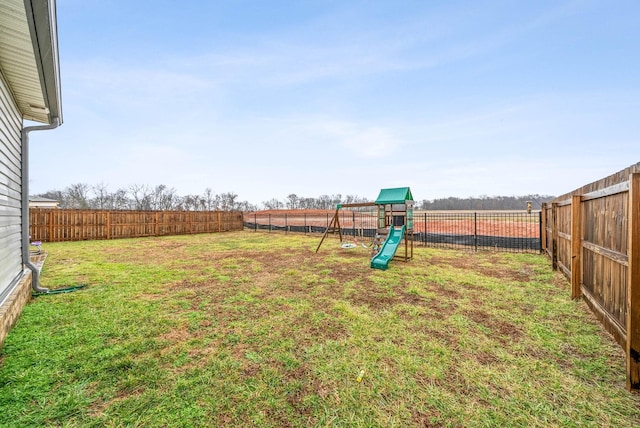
xmin=0 ymin=70 xmax=24 ymax=302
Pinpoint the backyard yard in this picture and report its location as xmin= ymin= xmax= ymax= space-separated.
xmin=1 ymin=232 xmax=639 ymax=427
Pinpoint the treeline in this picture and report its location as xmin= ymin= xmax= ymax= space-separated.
xmin=262 ymin=194 xmax=370 ymax=210
xmin=416 ymin=194 xmax=554 ymax=211
xmin=36 ymin=184 xmax=554 ymax=212
xmin=263 ymin=193 xmax=554 ymax=211
xmin=36 ymin=183 xmax=258 ymax=211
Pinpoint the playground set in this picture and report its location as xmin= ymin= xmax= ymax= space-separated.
xmin=315 ymin=187 xmax=414 ymax=270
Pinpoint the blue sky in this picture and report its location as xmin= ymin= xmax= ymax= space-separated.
xmin=28 ymin=0 xmax=640 ymax=205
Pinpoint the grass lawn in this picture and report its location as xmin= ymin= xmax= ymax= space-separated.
xmin=1 ymin=232 xmax=639 ymax=427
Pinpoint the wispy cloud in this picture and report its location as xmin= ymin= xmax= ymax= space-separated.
xmin=303 ymin=118 xmax=402 ymax=158
xmin=64 ymin=59 xmax=217 ymax=111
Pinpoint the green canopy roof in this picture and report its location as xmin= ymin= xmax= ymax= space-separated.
xmin=375 ymin=187 xmax=413 ymax=204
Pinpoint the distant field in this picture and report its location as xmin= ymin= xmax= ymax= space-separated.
xmin=1 ymin=232 xmax=637 ymax=427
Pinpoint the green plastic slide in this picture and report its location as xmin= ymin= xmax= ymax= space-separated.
xmin=370 ymin=225 xmax=406 ymax=270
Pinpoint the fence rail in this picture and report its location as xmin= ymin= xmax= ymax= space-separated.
xmin=29 ymin=209 xmax=244 ymax=242
xmin=543 ymin=161 xmax=640 ymax=391
xmin=244 ymin=210 xmax=541 ymax=253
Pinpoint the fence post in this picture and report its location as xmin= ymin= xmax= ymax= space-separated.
xmin=352 ymin=211 xmax=356 ymax=239
xmin=424 ymin=212 xmax=426 ymax=246
xmin=285 ymin=213 xmax=288 ymax=234
xmin=269 ymin=214 xmax=271 ymax=232
xmin=571 ymin=195 xmax=582 ymax=299
xmin=541 ymin=203 xmax=547 ymax=254
xmin=627 ymin=173 xmax=640 ymax=390
xmin=537 ymin=210 xmax=542 ymax=253
xmin=254 ymin=213 xmax=257 ymax=232
xmin=552 ymin=202 xmax=558 ymax=270
xmin=474 ymin=212 xmax=478 ymax=252
xmin=304 ymin=213 xmax=307 ymax=235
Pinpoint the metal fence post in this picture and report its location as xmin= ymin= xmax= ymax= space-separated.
xmin=538 ymin=210 xmax=543 ymax=253
xmin=423 ymin=212 xmax=426 ymax=246
xmin=474 ymin=212 xmax=478 ymax=251
xmin=352 ymin=211 xmax=356 ymax=239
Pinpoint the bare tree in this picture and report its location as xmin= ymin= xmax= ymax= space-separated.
xmin=92 ymin=182 xmax=112 ymax=209
xmin=317 ymin=194 xmax=332 ymax=209
xmin=112 ymin=188 xmax=130 ymax=210
xmin=65 ymin=183 xmax=91 ymax=208
xmin=180 ymin=194 xmax=200 ymax=211
xmin=201 ymin=188 xmax=219 ymax=211
xmin=151 ymin=184 xmax=178 ymax=210
xmin=219 ymin=192 xmax=238 ymax=211
xmin=129 ymin=184 xmax=153 ymax=210
xmin=286 ymin=193 xmax=299 ymax=209
xmin=237 ymin=201 xmax=258 ymax=212
xmin=298 ymin=197 xmax=314 ymax=209
xmin=262 ymin=198 xmax=283 ymax=210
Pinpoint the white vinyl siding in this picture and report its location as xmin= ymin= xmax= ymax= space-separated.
xmin=0 ymin=71 xmax=24 ymax=298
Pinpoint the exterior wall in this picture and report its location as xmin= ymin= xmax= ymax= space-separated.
xmin=0 ymin=270 xmax=30 ymax=349
xmin=0 ymin=70 xmax=24 ymax=304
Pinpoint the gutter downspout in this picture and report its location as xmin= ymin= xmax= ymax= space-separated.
xmin=21 ymin=117 xmax=60 ymax=293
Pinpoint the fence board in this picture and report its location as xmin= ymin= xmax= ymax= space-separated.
xmin=544 ymin=162 xmax=640 ymax=390
xmin=29 ymin=209 xmax=243 ymax=242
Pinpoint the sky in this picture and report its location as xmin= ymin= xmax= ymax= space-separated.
xmin=27 ymin=0 xmax=640 ymax=205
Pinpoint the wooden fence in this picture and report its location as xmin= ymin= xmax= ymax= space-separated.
xmin=29 ymin=209 xmax=244 ymax=242
xmin=542 ymin=161 xmax=640 ymax=390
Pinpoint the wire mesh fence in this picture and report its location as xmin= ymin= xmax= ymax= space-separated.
xmin=414 ymin=211 xmax=541 ymax=253
xmin=244 ymin=210 xmax=542 ymax=253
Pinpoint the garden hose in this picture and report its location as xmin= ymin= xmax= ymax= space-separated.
xmin=32 ymin=284 xmax=88 ymax=297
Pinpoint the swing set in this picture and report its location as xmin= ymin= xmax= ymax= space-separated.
xmin=315 ymin=187 xmax=414 ymax=270
xmin=314 ymin=202 xmax=379 ymax=252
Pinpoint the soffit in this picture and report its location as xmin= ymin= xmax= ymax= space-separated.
xmin=0 ymin=0 xmax=54 ymax=123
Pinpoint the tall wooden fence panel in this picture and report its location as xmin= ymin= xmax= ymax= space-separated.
xmin=543 ymin=161 xmax=640 ymax=390
xmin=29 ymin=209 xmax=243 ymax=242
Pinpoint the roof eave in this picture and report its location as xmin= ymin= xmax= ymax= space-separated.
xmin=23 ymin=0 xmax=62 ymax=125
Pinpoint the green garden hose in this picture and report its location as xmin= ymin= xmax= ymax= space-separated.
xmin=32 ymin=284 xmax=87 ymax=297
